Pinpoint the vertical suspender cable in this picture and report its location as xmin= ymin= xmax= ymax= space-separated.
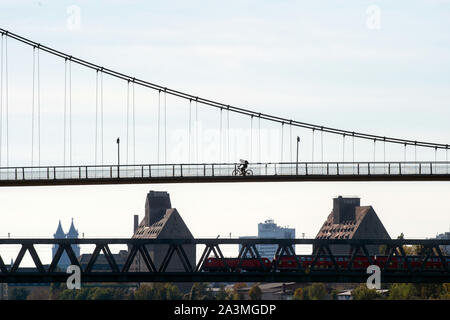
xmin=164 ymin=91 xmax=167 ymax=164
xmin=311 ymin=129 xmax=315 ymax=162
xmin=126 ymin=80 xmax=129 ymax=165
xmin=0 ymin=34 xmax=2 ymax=166
xmin=280 ymin=123 xmax=284 ymax=163
xmin=250 ymin=116 xmax=253 ymax=162
xmin=373 ymin=139 xmax=376 ymax=162
xmin=133 ymin=81 xmax=136 ymax=165
xmin=4 ymin=35 xmax=8 ymax=167
xmin=352 ymin=134 xmax=355 ymax=173
xmin=258 ymin=116 xmax=261 ymax=163
xmin=189 ymin=100 xmax=192 ymax=163
xmin=100 ymin=69 xmax=104 ymax=166
xmin=342 ymin=134 xmax=345 ymax=163
xmin=219 ymin=108 xmax=222 ymax=163
xmin=196 ymin=100 xmax=199 ymax=164
xmin=157 ymin=90 xmax=160 ymax=164
xmin=37 ymin=47 xmax=41 ymax=167
xmin=226 ymin=108 xmax=230 ymax=163
xmin=289 ymin=124 xmax=292 ymax=163
xmin=64 ymin=59 xmax=67 ymax=166
xmin=321 ymin=129 xmax=324 ymax=162
xmin=31 ymin=47 xmax=35 ymax=166
xmin=321 ymin=129 xmax=324 ymax=174
xmin=69 ymin=60 xmax=72 ymax=166
xmin=93 ymin=72 xmax=97 ymax=168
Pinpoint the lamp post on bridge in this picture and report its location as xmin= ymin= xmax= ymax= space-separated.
xmin=296 ymin=136 xmax=300 ymax=175
xmin=116 ymin=137 xmax=120 ymax=178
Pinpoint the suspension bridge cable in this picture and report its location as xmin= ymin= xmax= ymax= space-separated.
xmin=280 ymin=123 xmax=284 ymax=163
xmin=4 ymin=35 xmax=8 ymax=166
xmin=219 ymin=107 xmax=222 ymax=163
xmin=189 ymin=100 xmax=192 ymax=162
xmin=196 ymin=100 xmax=199 ymax=164
xmin=164 ymin=91 xmax=167 ymax=164
xmin=342 ymin=134 xmax=345 ymax=163
xmin=226 ymin=108 xmax=229 ymax=163
xmin=352 ymin=134 xmax=355 ymax=163
xmin=133 ymin=81 xmax=136 ymax=164
xmin=0 ymin=34 xmax=2 ymax=166
xmin=250 ymin=116 xmax=253 ymax=162
xmin=321 ymin=130 xmax=324 ymax=163
xmin=258 ymin=117 xmax=261 ymax=163
xmin=312 ymin=129 xmax=315 ymax=162
xmin=289 ymin=123 xmax=292 ymax=163
xmin=2 ymin=28 xmax=448 ymax=150
xmin=69 ymin=60 xmax=72 ymax=166
xmin=373 ymin=139 xmax=376 ymax=162
xmin=157 ymin=90 xmax=160 ymax=164
xmin=126 ymin=80 xmax=129 ymax=165
xmin=31 ymin=47 xmax=35 ymax=166
xmin=95 ymin=70 xmax=98 ymax=166
xmin=37 ymin=47 xmax=41 ymax=167
xmin=64 ymin=59 xmax=67 ymax=166
xmin=101 ymin=70 xmax=104 ymax=165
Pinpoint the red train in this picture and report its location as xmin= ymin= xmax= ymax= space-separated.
xmin=202 ymin=255 xmax=450 ymax=272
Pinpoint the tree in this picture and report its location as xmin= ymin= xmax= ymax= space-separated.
xmin=388 ymin=283 xmax=418 ymax=300
xmin=292 ymin=288 xmax=305 ymax=300
xmin=248 ymin=284 xmax=262 ymax=300
xmin=231 ymin=283 xmax=248 ymax=300
xmin=215 ymin=285 xmax=231 ymax=300
xmin=306 ymin=283 xmax=327 ymax=300
xmin=352 ymin=284 xmax=381 ymax=300
xmin=9 ymin=287 xmax=30 ymax=300
xmin=27 ymin=288 xmax=50 ymax=300
xmin=185 ymin=283 xmax=213 ymax=300
xmin=134 ymin=284 xmax=155 ymax=300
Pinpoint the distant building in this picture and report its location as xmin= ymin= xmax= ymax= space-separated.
xmin=131 ymin=191 xmax=195 ymax=292
xmin=315 ymin=196 xmax=390 ymax=255
xmin=436 ymin=232 xmax=450 ymax=255
xmin=240 ymin=219 xmax=295 ymax=259
xmin=79 ymin=250 xmax=128 ymax=271
xmin=52 ymin=219 xmax=80 ymax=270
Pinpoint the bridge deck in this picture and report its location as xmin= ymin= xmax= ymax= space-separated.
xmin=0 ymin=162 xmax=449 ymax=186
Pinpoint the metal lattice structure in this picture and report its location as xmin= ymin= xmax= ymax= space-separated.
xmin=0 ymin=238 xmax=448 ymax=283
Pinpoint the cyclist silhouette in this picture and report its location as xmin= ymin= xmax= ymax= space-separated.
xmin=232 ymin=159 xmax=253 ymax=176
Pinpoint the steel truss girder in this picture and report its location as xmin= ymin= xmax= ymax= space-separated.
xmin=0 ymin=238 xmax=448 ymax=283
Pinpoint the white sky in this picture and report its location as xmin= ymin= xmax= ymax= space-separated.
xmin=0 ymin=1 xmax=449 ymax=265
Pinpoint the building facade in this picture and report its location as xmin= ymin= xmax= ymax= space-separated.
xmin=240 ymin=219 xmax=295 ymax=259
xmin=436 ymin=232 xmax=450 ymax=255
xmin=315 ymin=196 xmax=390 ymax=255
xmin=131 ymin=191 xmax=195 ymax=292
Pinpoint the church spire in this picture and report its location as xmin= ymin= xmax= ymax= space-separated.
xmin=54 ymin=220 xmax=65 ymax=239
xmin=67 ymin=218 xmax=79 ymax=239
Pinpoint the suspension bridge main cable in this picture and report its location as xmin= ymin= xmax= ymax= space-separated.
xmin=1 ymin=28 xmax=449 ymax=152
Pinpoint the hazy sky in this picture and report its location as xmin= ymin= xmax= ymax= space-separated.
xmin=0 ymin=1 xmax=449 ymax=265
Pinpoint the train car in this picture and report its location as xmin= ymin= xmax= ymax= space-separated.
xmin=202 ymin=257 xmax=272 ymax=272
xmin=203 ymin=255 xmax=450 ymax=272
xmin=273 ymin=255 xmax=450 ymax=271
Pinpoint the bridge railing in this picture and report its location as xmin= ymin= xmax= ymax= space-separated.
xmin=0 ymin=162 xmax=449 ymax=181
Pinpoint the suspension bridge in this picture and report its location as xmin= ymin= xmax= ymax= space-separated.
xmin=0 ymin=29 xmax=449 ymax=285
xmin=0 ymin=28 xmax=448 ymax=186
